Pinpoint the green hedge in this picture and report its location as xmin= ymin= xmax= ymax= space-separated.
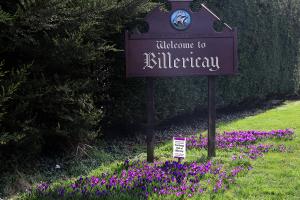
xmin=0 ymin=0 xmax=299 ymax=151
xmin=0 ymin=0 xmax=156 ymax=150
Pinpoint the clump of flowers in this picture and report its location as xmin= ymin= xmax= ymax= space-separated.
xmin=187 ymin=129 xmax=294 ymax=150
xmin=30 ymin=129 xmax=294 ymax=199
xmin=33 ymin=160 xmax=249 ymax=199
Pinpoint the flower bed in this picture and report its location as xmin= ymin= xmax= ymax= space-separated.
xmin=31 ymin=129 xmax=294 ymax=199
xmin=187 ymin=129 xmax=294 ymax=149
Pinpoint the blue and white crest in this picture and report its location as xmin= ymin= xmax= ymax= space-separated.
xmin=171 ymin=10 xmax=192 ymax=30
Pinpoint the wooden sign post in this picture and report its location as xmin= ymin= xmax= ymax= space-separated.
xmin=146 ymin=78 xmax=155 ymax=162
xmin=208 ymin=76 xmax=216 ymax=157
xmin=126 ymin=0 xmax=238 ymax=162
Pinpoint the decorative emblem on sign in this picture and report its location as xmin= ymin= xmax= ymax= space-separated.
xmin=171 ymin=10 xmax=191 ymax=30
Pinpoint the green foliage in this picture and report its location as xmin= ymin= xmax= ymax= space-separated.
xmin=0 ymin=9 xmax=13 ymax=23
xmin=0 ymin=0 xmax=299 ymax=156
xmin=0 ymin=61 xmax=29 ymax=144
xmin=0 ymin=0 xmax=158 ymax=156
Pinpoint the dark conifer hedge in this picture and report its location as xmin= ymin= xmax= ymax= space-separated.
xmin=0 ymin=0 xmax=299 ymax=154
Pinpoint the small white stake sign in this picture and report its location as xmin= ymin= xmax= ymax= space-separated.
xmin=173 ymin=137 xmax=186 ymax=159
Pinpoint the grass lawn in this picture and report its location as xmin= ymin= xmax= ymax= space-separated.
xmin=149 ymin=100 xmax=300 ymax=200
xmin=20 ymin=101 xmax=300 ymax=200
xmin=218 ymin=101 xmax=300 ymax=200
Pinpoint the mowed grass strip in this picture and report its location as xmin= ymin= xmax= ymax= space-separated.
xmin=218 ymin=101 xmax=300 ymax=200
xmin=217 ymin=101 xmax=300 ymax=200
xmin=152 ymin=101 xmax=300 ymax=200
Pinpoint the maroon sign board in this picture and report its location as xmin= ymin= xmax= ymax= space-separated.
xmin=125 ymin=0 xmax=238 ymax=162
xmin=126 ymin=1 xmax=238 ymax=77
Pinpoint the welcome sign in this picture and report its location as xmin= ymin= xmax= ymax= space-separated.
xmin=126 ymin=37 xmax=235 ymax=77
xmin=125 ymin=0 xmax=238 ymax=161
xmin=125 ymin=1 xmax=238 ymax=77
